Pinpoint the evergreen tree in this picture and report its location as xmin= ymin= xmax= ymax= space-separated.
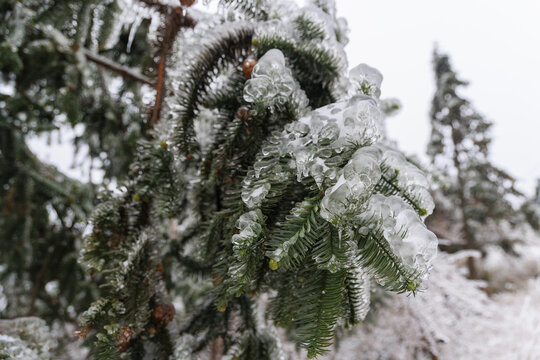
xmin=2 ymin=0 xmax=438 ymax=358
xmin=520 ymin=180 xmax=540 ymax=233
xmin=427 ymin=49 xmax=522 ymax=277
xmin=1 ymin=0 xmax=194 ymax=356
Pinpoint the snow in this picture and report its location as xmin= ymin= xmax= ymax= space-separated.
xmin=0 ymin=317 xmax=56 ymax=360
xmin=283 ymin=252 xmax=540 ymax=360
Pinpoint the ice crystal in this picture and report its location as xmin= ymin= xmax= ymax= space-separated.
xmin=320 ymin=146 xmax=382 ymax=222
xmin=241 ymin=182 xmax=271 ymax=209
xmin=377 ymin=144 xmax=435 ymax=217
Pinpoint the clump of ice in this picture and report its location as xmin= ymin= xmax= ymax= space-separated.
xmin=243 ymin=49 xmax=309 ymax=117
xmin=357 ymin=194 xmax=438 ymax=277
xmin=349 ymin=64 xmax=383 ymax=99
xmin=319 ymin=146 xmax=382 ymax=223
xmin=240 ymin=94 xmax=384 ymax=209
xmin=232 ymin=210 xmax=264 ymax=257
xmin=241 ymin=182 xmax=271 ymax=209
xmin=282 ymin=95 xmax=384 ymax=184
xmin=377 ymin=144 xmax=435 ymax=217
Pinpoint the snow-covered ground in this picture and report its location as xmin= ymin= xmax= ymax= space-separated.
xmin=336 ymin=255 xmax=540 ymax=360
xmin=285 ymin=252 xmax=540 ymax=360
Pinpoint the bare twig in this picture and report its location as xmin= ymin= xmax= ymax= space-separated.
xmin=80 ymin=48 xmax=155 ymax=86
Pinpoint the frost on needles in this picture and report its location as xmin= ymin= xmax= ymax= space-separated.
xmin=75 ymin=0 xmax=438 ymax=358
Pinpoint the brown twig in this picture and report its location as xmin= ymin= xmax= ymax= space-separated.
xmin=148 ymin=7 xmax=196 ymax=128
xmin=137 ymin=0 xmax=196 ymax=19
xmin=80 ymin=48 xmax=155 ymax=86
xmin=210 ymin=336 xmax=224 ymax=360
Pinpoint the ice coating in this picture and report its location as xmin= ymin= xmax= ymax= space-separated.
xmin=194 ymin=108 xmax=217 ymax=151
xmin=232 ymin=210 xmax=264 ymax=257
xmin=241 ymin=95 xmax=384 ymax=210
xmin=319 ymin=146 xmax=383 ymax=223
xmin=252 ymin=1 xmax=349 ymax=85
xmin=376 ymin=144 xmax=435 ymax=217
xmin=358 ymin=194 xmax=438 ymax=277
xmin=349 ymin=64 xmax=383 ymax=99
xmin=240 ymin=138 xmax=291 ymax=209
xmin=241 ymin=182 xmax=271 ymax=209
xmin=243 ymin=49 xmax=309 ymax=117
xmin=227 ymin=210 xmax=265 ymax=284
xmin=294 ymin=5 xmax=335 ymax=42
xmin=349 ymin=264 xmax=371 ymax=323
xmin=282 ymin=95 xmax=384 ymax=183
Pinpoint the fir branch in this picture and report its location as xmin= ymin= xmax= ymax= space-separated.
xmin=294 ymin=268 xmax=346 ymax=358
xmin=172 ymin=23 xmax=253 ymax=155
xmin=375 ymin=163 xmax=427 ymax=216
xmin=267 ymin=194 xmax=324 ymax=268
xmin=219 ymin=0 xmax=270 ymax=20
xmin=253 ymin=37 xmax=340 ymax=107
xmin=342 ymin=266 xmax=370 ymax=327
xmin=355 ymin=227 xmax=419 ymax=293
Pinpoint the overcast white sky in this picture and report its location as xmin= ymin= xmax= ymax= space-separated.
xmin=30 ymin=0 xmax=540 ymax=196
xmin=336 ymin=0 xmax=540 ymax=196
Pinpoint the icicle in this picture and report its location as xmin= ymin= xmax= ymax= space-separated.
xmin=126 ymin=13 xmax=142 ymax=53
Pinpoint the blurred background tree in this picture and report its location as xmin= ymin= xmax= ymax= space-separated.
xmin=426 ymin=50 xmax=529 ymax=278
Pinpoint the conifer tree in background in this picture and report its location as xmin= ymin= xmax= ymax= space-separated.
xmin=1 ymin=0 xmax=439 ymax=358
xmin=521 ymin=180 xmax=540 ymax=233
xmin=427 ymin=50 xmax=523 ymax=278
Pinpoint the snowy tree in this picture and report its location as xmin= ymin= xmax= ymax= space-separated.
xmin=524 ymin=180 xmax=540 ymax=229
xmin=2 ymin=0 xmax=438 ymax=358
xmin=427 ymin=49 xmax=523 ymax=278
